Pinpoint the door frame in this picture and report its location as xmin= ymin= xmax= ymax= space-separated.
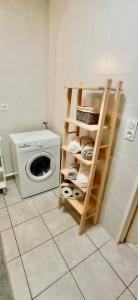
xmin=116 ymin=175 xmax=138 ymax=243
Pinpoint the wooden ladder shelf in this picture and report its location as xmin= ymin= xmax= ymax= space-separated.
xmin=58 ymin=79 xmax=123 ymax=234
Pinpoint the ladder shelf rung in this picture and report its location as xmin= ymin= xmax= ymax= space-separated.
xmin=64 ymin=118 xmax=109 ymax=132
xmin=67 ymin=197 xmax=96 ymax=215
xmin=64 ymin=84 xmax=117 ymax=92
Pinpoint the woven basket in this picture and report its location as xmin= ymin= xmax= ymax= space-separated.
xmin=76 ymin=106 xmax=99 ymax=125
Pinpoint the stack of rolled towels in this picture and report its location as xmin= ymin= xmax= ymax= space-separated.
xmin=68 ymin=136 xmax=94 ymax=160
xmin=60 ymin=182 xmax=84 ymax=199
xmin=65 ymin=162 xmax=89 ymax=188
xmin=66 ymin=162 xmax=79 ymax=180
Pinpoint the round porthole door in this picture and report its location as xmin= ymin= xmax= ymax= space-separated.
xmin=26 ymin=152 xmax=56 ymax=182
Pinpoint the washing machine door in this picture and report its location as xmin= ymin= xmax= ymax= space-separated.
xmin=26 ymin=152 xmax=56 ymax=182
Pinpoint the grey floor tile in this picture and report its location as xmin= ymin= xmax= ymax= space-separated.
xmin=0 ymin=193 xmax=6 ymax=208
xmin=8 ymin=199 xmax=39 ymax=226
xmin=72 ymin=251 xmax=125 ymax=300
xmin=129 ymin=277 xmax=138 ymax=299
xmin=100 ymin=240 xmax=138 ymax=286
xmin=14 ymin=216 xmax=51 ymax=254
xmin=52 ymin=187 xmax=60 ymax=197
xmin=7 ymin=257 xmax=31 ymax=300
xmin=4 ymin=188 xmax=22 ymax=206
xmin=127 ymin=243 xmax=138 ymax=257
xmin=1 ymin=228 xmax=19 ymax=262
xmin=33 ymin=191 xmax=57 ymax=214
xmin=42 ymin=207 xmax=76 ymax=236
xmin=86 ymin=224 xmax=111 ymax=248
xmin=55 ymin=225 xmax=96 ymax=268
xmin=7 ymin=179 xmax=16 ymax=190
xmin=118 ymin=289 xmax=135 ymax=300
xmin=35 ymin=273 xmax=83 ymax=300
xmin=0 ymin=207 xmax=11 ymax=231
xmin=22 ymin=240 xmax=68 ymax=297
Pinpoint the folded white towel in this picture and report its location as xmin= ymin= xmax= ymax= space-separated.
xmin=68 ymin=137 xmax=81 ymax=153
xmin=76 ymin=163 xmax=89 ymax=187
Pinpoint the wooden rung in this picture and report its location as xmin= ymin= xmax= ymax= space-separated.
xmin=67 ymin=197 xmax=96 ymax=215
xmin=64 ymin=84 xmax=118 ymax=92
xmin=68 ymin=131 xmax=77 ymax=134
xmin=64 ymin=118 xmax=109 ymax=132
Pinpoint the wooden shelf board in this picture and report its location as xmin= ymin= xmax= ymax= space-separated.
xmin=61 ymin=168 xmax=100 ymax=193
xmin=67 ymin=197 xmax=96 ymax=215
xmin=64 ymin=118 xmax=109 ymax=132
xmin=64 ymin=85 xmax=116 ymax=92
xmin=62 ymin=145 xmax=108 ymax=165
xmin=73 ymin=153 xmax=92 ymax=166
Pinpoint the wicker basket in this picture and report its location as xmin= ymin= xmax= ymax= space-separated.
xmin=76 ymin=106 xmax=99 ymax=125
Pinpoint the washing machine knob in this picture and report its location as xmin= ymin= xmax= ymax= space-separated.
xmin=38 ymin=141 xmax=43 ymax=148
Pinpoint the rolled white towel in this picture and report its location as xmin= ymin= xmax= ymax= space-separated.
xmin=68 ymin=137 xmax=81 ymax=153
xmin=61 ymin=186 xmax=73 ymax=198
xmin=72 ymin=188 xmax=84 ymax=199
xmin=66 ymin=162 xmax=79 ymax=180
xmin=76 ymin=163 xmax=89 ymax=187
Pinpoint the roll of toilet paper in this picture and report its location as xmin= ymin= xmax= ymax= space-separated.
xmin=72 ymin=188 xmax=83 ymax=199
xmin=61 ymin=186 xmax=73 ymax=198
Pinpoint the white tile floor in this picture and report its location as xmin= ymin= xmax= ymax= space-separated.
xmin=0 ymin=180 xmax=138 ymax=300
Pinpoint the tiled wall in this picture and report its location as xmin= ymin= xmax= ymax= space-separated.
xmin=0 ymin=0 xmax=49 ymax=172
xmin=48 ymin=0 xmax=138 ymax=238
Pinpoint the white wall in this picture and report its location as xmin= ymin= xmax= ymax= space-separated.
xmin=0 ymin=0 xmax=49 ymax=173
xmin=48 ymin=0 xmax=138 ymax=238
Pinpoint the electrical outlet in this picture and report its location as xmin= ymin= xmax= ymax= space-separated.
xmin=124 ymin=118 xmax=138 ymax=141
xmin=1 ymin=103 xmax=8 ymax=111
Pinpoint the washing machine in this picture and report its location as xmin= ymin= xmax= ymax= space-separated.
xmin=10 ymin=130 xmax=60 ymax=198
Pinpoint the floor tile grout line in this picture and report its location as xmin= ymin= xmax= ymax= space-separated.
xmin=127 ymin=288 xmax=138 ymax=300
xmin=52 ymin=232 xmax=86 ymax=300
xmin=32 ymin=270 xmax=70 ymax=300
xmin=0 ymin=225 xmax=12 ymax=234
xmin=4 ymin=188 xmax=58 ymax=209
xmin=126 ymin=243 xmax=138 ymax=259
xmin=6 ymin=207 xmax=77 ymax=260
xmin=98 ymin=247 xmax=132 ymax=289
xmin=127 ymin=274 xmax=138 ymax=288
xmin=70 ymin=270 xmax=86 ymax=300
xmin=3 ymin=186 xmax=137 ymax=299
xmin=70 ymin=249 xmax=98 ymax=272
xmin=33 ymin=195 xmax=78 ymax=239
xmin=98 ymin=238 xmax=112 ymax=250
xmin=33 ymin=199 xmax=86 ymax=300
xmin=115 ymin=287 xmax=128 ymax=300
xmin=7 ymin=208 xmax=39 ymax=228
xmin=127 ymin=274 xmax=138 ymax=300
xmin=75 ymin=230 xmax=128 ymax=293
xmin=5 ymin=204 xmax=33 ymax=300
xmin=85 ymin=229 xmax=112 ymax=250
xmin=86 ymin=231 xmax=138 ymax=291
xmin=34 ymin=197 xmax=128 ymax=298
xmin=116 ymin=286 xmax=138 ymax=300
xmin=14 ymin=235 xmax=52 ymax=259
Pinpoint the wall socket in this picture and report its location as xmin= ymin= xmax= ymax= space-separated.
xmin=1 ymin=103 xmax=9 ymax=111
xmin=124 ymin=118 xmax=138 ymax=141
